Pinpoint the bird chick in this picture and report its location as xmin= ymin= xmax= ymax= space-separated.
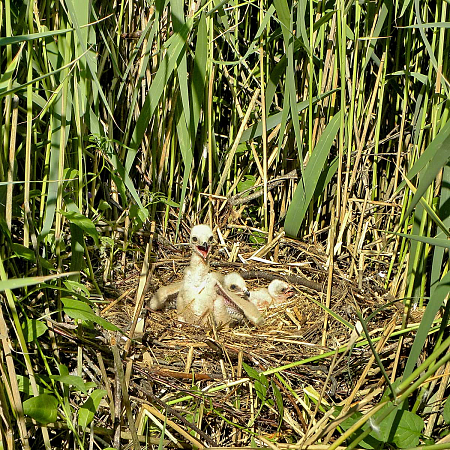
xmin=213 ymin=273 xmax=252 ymax=325
xmin=212 ymin=272 xmax=250 ymax=298
xmin=249 ymin=279 xmax=294 ymax=310
xmin=177 ymin=224 xmax=216 ymax=324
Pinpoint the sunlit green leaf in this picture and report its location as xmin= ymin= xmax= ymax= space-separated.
xmin=237 ymin=175 xmax=256 ymax=193
xmin=50 ymin=374 xmax=88 ymax=394
xmin=0 ymin=273 xmax=78 ymax=292
xmin=403 ymin=118 xmax=450 ymax=219
xmin=22 ymin=319 xmax=48 ymax=342
xmin=285 ymin=111 xmax=341 ymax=237
xmin=60 ymin=209 xmax=99 ymax=246
xmin=243 ymin=362 xmax=260 ymax=381
xmin=403 ymin=270 xmax=450 ymax=378
xmin=17 ymin=376 xmax=49 ymax=395
xmin=78 ymin=389 xmax=107 ymax=429
xmin=0 ymin=29 xmax=73 ymax=46
xmin=392 ymin=410 xmax=424 ymax=448
xmin=271 ymin=381 xmax=284 ymax=422
xmin=0 ymin=45 xmax=24 ymax=93
xmin=61 ymin=297 xmax=119 ymax=331
xmin=12 ymin=243 xmax=35 ymax=262
xmin=23 ymin=395 xmax=58 ymax=424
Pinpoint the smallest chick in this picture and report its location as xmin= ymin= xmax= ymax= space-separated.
xmin=249 ymin=279 xmax=294 ymax=310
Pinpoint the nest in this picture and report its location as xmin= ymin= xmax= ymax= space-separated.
xmin=94 ymin=227 xmax=422 ymax=447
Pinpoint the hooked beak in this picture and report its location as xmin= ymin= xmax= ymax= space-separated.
xmin=195 ymin=243 xmax=210 ymax=260
xmin=244 ymin=289 xmax=251 ymax=298
xmin=284 ymin=288 xmax=294 ymax=298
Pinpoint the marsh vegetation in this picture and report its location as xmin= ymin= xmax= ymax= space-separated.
xmin=1 ymin=0 xmax=450 ymax=448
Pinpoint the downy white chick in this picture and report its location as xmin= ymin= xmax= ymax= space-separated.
xmin=177 ymin=224 xmax=215 ymax=324
xmin=212 ymin=272 xmax=250 ymax=298
xmin=249 ymin=279 xmax=294 ymax=310
xmin=213 ymin=272 xmax=252 ymax=325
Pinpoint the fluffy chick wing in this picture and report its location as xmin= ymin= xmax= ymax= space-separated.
xmin=214 ymin=279 xmax=263 ymax=326
xmin=149 ymin=281 xmax=183 ymax=310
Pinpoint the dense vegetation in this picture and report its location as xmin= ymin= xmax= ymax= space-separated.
xmin=1 ymin=0 xmax=450 ymax=448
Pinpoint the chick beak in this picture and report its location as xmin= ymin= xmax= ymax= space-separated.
xmin=196 ymin=242 xmax=210 ymax=259
xmin=244 ymin=289 xmax=251 ymax=298
xmin=285 ymin=288 xmax=294 ymax=298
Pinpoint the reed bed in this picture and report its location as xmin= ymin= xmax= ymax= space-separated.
xmin=0 ymin=0 xmax=450 ymax=448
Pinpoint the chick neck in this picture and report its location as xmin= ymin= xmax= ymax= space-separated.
xmin=189 ymin=247 xmax=210 ymax=277
xmin=268 ymin=284 xmax=277 ymax=299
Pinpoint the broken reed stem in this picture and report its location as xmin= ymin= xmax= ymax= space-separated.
xmin=322 ymin=211 xmax=335 ymax=347
xmin=6 ymin=95 xmax=19 ymax=230
xmin=259 ymin=0 xmax=268 ymax=231
xmin=215 ymin=88 xmax=260 ymax=196
xmin=111 ymin=342 xmax=140 ymax=449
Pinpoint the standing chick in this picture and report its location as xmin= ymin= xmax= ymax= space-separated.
xmin=177 ymin=225 xmax=216 ymax=324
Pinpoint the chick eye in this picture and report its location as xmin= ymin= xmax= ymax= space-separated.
xmin=230 ymin=284 xmax=236 ymax=290
xmin=192 ymin=236 xmax=198 ymax=243
xmin=208 ymin=236 xmax=214 ymax=243
xmin=281 ymin=288 xmax=286 ymax=293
